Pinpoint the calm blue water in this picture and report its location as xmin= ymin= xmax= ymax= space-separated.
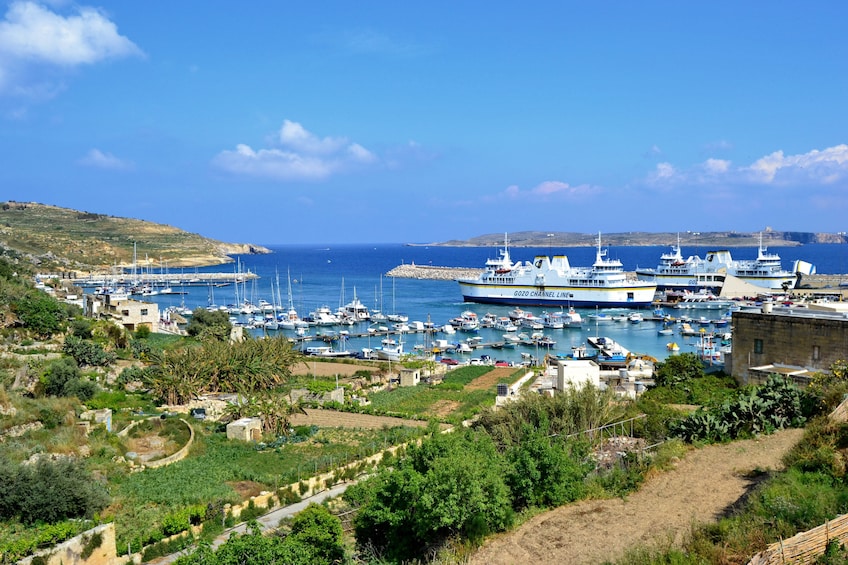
xmin=143 ymin=243 xmax=846 ymax=364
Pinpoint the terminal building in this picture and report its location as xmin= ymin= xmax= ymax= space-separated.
xmin=729 ymin=302 xmax=848 ymax=387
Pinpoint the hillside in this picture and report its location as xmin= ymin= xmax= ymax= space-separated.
xmin=432 ymin=229 xmax=847 ymax=247
xmin=0 ymin=201 xmax=270 ymax=271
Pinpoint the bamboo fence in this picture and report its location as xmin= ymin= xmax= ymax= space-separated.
xmin=747 ymin=514 xmax=848 ymax=564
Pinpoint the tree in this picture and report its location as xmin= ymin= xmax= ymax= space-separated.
xmin=505 ymin=428 xmax=592 ymax=510
xmin=653 ymin=352 xmax=705 ymax=388
xmin=285 ymin=503 xmax=345 ymax=565
xmin=349 ymin=429 xmax=513 ymax=561
xmin=13 ymin=291 xmax=66 ymax=337
xmin=186 ymin=308 xmax=232 ymax=341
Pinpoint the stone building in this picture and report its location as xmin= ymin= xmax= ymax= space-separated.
xmin=399 ymin=367 xmax=421 ymax=387
xmin=730 ymin=303 xmax=848 ymax=387
xmin=84 ymin=290 xmax=159 ymax=333
xmin=226 ymin=417 xmax=263 ymax=441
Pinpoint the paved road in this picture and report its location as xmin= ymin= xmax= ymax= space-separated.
xmin=150 ymin=481 xmax=355 ymax=564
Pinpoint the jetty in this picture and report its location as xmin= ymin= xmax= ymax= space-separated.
xmin=68 ymin=271 xmax=260 ymax=287
xmin=387 ymin=263 xmax=482 ymax=281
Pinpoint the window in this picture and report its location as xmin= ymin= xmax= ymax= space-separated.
xmin=141 ymin=309 xmax=148 ymax=316
xmin=754 ymin=339 xmax=763 ymax=354
xmin=813 ymin=345 xmax=820 ymax=361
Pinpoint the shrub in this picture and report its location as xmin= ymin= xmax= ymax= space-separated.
xmin=0 ymin=458 xmax=109 ymax=524
xmin=670 ymin=375 xmax=812 ymax=443
xmin=40 ymin=357 xmax=97 ymax=401
xmin=63 ymin=335 xmax=117 ymax=367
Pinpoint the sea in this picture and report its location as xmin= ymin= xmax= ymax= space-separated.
xmin=125 ymin=242 xmax=848 ymax=365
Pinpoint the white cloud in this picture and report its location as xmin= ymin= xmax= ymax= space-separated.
xmin=702 ymin=158 xmax=731 ymax=174
xmin=214 ymin=121 xmax=378 ymax=181
xmin=499 ymin=181 xmax=599 ymax=200
xmin=654 ymin=162 xmax=675 ymax=179
xmin=704 ymin=139 xmax=733 ymax=152
xmin=745 ymin=144 xmax=848 ymax=184
xmin=0 ymin=2 xmax=142 ymax=65
xmin=0 ymin=2 xmax=141 ymax=99
xmin=78 ymin=148 xmax=133 ymax=170
xmin=331 ymin=28 xmax=429 ymax=58
xmin=644 ymin=144 xmax=848 ymax=190
xmin=644 ymin=144 xmax=662 ymax=158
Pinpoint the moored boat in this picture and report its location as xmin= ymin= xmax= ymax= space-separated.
xmin=636 ymin=233 xmax=809 ymax=292
xmin=457 ymin=233 xmax=657 ymax=308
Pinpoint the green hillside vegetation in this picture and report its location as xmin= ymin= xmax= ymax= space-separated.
xmin=0 ymin=201 xmax=268 ymax=271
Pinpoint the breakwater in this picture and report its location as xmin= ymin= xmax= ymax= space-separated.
xmin=386 ymin=264 xmax=482 ymax=281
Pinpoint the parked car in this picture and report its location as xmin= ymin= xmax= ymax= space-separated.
xmin=440 ymin=357 xmax=459 ymax=365
xmin=495 ymin=360 xmax=510 ymax=367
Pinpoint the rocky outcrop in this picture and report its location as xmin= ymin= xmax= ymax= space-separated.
xmin=216 ymin=242 xmax=272 ymax=256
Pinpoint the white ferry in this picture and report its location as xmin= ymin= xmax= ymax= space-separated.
xmin=635 ymin=234 xmax=809 ymax=292
xmin=457 ymin=233 xmax=657 ymax=308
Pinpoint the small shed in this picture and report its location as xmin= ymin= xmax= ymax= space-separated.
xmin=399 ymin=368 xmax=421 ymax=387
xmin=553 ymin=359 xmax=600 ymax=390
xmin=226 ymin=417 xmax=262 ymax=441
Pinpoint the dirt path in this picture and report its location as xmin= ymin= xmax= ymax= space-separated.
xmin=470 ymin=428 xmax=805 ymax=565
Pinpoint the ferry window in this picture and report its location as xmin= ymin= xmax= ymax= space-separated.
xmin=627 ymin=292 xmax=634 ymax=300
xmin=754 ymin=339 xmax=763 ymax=354
xmin=813 ymin=345 xmax=820 ymax=361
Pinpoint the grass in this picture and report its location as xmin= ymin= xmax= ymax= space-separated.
xmin=367 ymin=385 xmax=494 ymax=422
xmin=613 ymin=418 xmax=848 ymax=564
xmin=361 ymin=366 xmax=504 ymax=423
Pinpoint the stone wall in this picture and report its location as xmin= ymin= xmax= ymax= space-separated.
xmin=731 ymin=311 xmax=848 ymax=385
xmin=144 ymin=418 xmax=194 ymax=468
xmin=18 ymin=523 xmax=118 ymax=565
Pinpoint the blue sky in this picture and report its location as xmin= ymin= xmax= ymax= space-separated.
xmin=1 ymin=1 xmax=846 ymax=245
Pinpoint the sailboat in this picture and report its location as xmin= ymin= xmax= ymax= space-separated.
xmin=279 ymin=268 xmax=305 ymax=330
xmin=386 ymin=276 xmax=408 ymax=323
xmin=263 ymin=272 xmax=280 ymax=330
xmin=371 ymin=275 xmax=387 ymax=322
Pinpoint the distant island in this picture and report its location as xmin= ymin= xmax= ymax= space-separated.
xmin=417 ymin=229 xmax=847 ymax=248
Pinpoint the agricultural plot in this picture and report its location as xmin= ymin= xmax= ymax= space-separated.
xmin=108 ymin=423 xmax=424 ymax=551
xmin=365 ymin=366 xmax=525 ymax=422
xmin=289 ymin=408 xmax=449 ymax=430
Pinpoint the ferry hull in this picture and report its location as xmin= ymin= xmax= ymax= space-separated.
xmin=458 ymin=282 xmax=656 ymax=308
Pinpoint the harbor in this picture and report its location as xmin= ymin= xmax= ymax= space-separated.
xmin=69 ymin=241 xmax=848 ymax=368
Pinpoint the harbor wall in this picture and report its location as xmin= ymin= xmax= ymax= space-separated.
xmin=386 ymin=264 xmax=482 ymax=280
